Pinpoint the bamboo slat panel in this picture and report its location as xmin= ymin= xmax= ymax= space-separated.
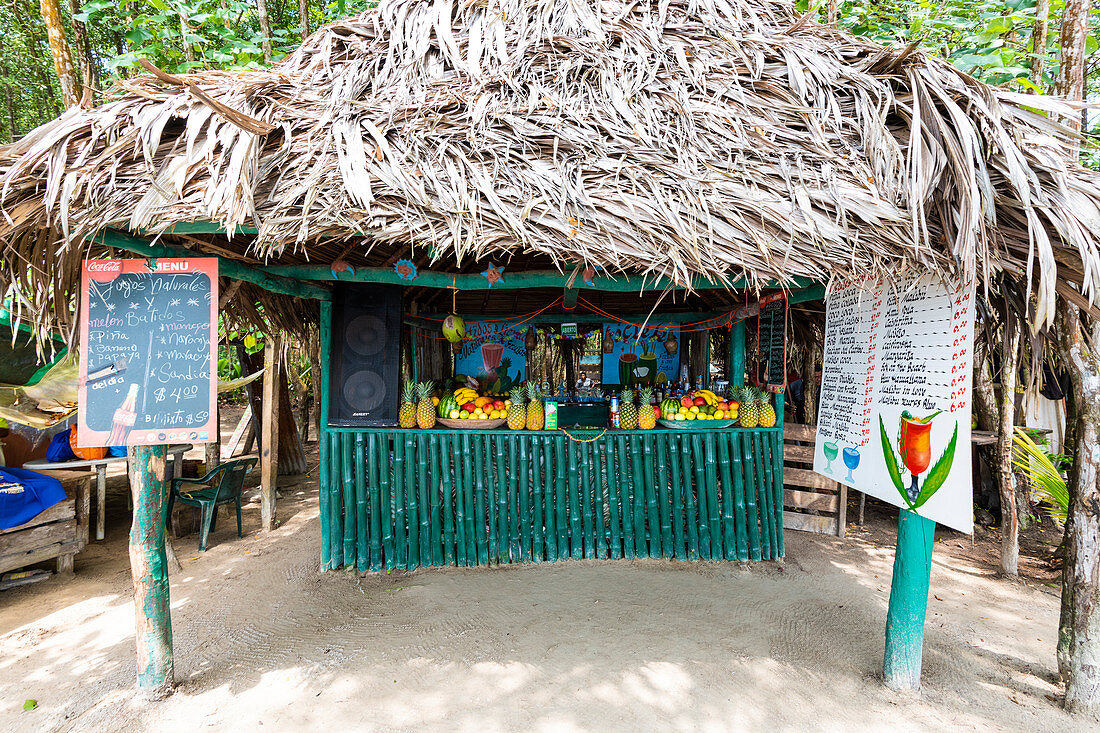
xmin=321 ymin=428 xmax=784 ymax=571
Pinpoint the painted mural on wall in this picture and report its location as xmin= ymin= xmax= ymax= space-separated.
xmin=600 ymin=323 xmax=680 ymax=388
xmin=454 ymin=321 xmax=526 ymax=393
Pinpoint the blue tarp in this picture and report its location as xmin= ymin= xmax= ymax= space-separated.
xmin=0 ymin=467 xmax=67 ymax=532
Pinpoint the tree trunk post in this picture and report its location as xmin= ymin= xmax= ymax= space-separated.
xmin=205 ymin=404 xmax=221 ymax=472
xmin=998 ymin=311 xmax=1021 ymax=576
xmin=127 ymin=444 xmax=174 ymax=698
xmin=261 ymin=336 xmax=282 ymax=530
xmin=883 ymin=509 xmax=936 ymax=691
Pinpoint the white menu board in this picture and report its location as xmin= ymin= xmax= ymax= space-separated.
xmin=814 ymin=272 xmax=975 ymax=533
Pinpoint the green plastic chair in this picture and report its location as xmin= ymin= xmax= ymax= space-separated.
xmin=166 ymin=458 xmax=257 ymax=551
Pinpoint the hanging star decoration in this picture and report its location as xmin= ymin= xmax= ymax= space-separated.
xmin=481 ymin=263 xmax=505 ymax=287
xmin=330 ymin=259 xmax=355 ymax=279
xmin=582 ymin=264 xmax=600 ymax=287
xmin=395 ymin=259 xmax=417 ymax=281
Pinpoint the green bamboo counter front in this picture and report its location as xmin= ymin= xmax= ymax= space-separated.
xmin=319 ymin=427 xmax=783 ymax=571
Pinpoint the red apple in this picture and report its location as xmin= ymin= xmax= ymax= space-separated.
xmin=463 ymin=402 xmax=476 ymax=413
xmin=653 ymin=405 xmax=661 ymax=418
xmin=680 ymin=396 xmax=694 ymax=408
xmin=493 ymin=400 xmax=505 ymax=410
xmin=694 ymin=396 xmax=706 ymax=406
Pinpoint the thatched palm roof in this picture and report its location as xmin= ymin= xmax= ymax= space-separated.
xmin=3 ymin=0 xmax=1100 ymax=336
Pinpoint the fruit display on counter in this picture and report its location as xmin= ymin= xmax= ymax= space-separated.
xmin=442 ymin=385 xmax=510 ymax=421
xmin=660 ymin=389 xmax=736 ymax=422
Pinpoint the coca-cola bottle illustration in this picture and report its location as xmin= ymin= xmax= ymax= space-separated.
xmin=106 ymin=384 xmax=140 ymax=445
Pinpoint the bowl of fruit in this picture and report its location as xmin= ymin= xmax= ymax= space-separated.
xmin=658 ymin=390 xmax=737 ymax=429
xmin=436 ymin=386 xmax=510 ymax=429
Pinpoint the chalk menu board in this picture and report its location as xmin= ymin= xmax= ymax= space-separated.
xmin=813 ymin=272 xmax=975 ymax=533
xmin=757 ymin=292 xmax=787 ymax=390
xmin=77 ymin=259 xmax=218 ymax=448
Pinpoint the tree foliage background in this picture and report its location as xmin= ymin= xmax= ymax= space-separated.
xmin=0 ymin=0 xmax=1097 ymax=143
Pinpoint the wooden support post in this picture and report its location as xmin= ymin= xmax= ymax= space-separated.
xmin=261 ymin=336 xmax=282 ymax=530
xmin=883 ymin=509 xmax=936 ymax=690
xmin=204 ymin=404 xmax=221 ymax=472
xmin=127 ymin=444 xmax=174 ymax=698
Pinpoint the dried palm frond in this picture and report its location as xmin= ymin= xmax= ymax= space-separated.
xmin=2 ymin=0 xmax=1100 ymax=339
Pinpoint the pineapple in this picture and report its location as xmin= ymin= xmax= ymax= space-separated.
xmin=619 ymin=388 xmax=638 ymax=430
xmin=416 ymin=381 xmax=436 ymax=429
xmin=507 ymin=387 xmax=527 ymax=430
xmin=758 ymin=388 xmax=777 ymax=428
xmin=398 ymin=382 xmax=417 ymax=428
xmin=739 ymin=387 xmax=760 ymax=428
xmin=637 ymin=387 xmax=656 ymax=430
xmin=525 ymin=382 xmax=545 ymax=431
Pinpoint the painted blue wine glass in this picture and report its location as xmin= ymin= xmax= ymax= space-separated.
xmin=842 ymin=447 xmax=861 ymax=484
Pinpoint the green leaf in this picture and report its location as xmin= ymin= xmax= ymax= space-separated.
xmin=124 ymin=29 xmax=153 ymax=44
xmin=912 ymin=422 xmax=958 ymax=509
xmin=880 ymin=415 xmax=908 ymax=503
xmin=243 ymin=334 xmax=256 ymax=349
xmin=23 ymin=700 xmax=37 ymax=711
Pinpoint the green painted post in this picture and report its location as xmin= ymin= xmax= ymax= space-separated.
xmin=508 ymin=435 xmax=521 ymax=562
xmin=128 ymin=444 xmax=173 ymax=697
xmin=567 ymin=438 xmax=582 ymax=559
xmin=593 ymin=441 xmax=606 ymax=559
xmin=884 ymin=511 xmax=937 ymax=690
xmin=494 ymin=436 xmax=509 ymax=563
xmin=606 ymin=436 xmax=622 ymax=559
xmin=483 ymin=436 xmax=499 ymax=564
xmin=393 ymin=436 xmax=407 ymax=569
xmin=428 ymin=434 xmax=443 ymax=566
xmin=328 ymin=433 xmax=344 ymax=568
xmin=751 ymin=432 xmax=769 ymax=561
xmin=774 ymin=393 xmax=785 ymax=558
xmin=617 ymin=435 xmax=635 ymax=559
xmin=441 ymin=436 xmax=456 ymax=565
xmin=453 ymin=434 xmax=468 ymax=567
xmin=580 ymin=440 xmax=595 ymax=558
xmin=517 ymin=436 xmax=532 ymax=561
xmin=680 ymin=435 xmax=698 ymax=560
xmin=543 ymin=440 xmax=558 ymax=562
xmin=368 ymin=433 xmax=383 ymax=571
xmin=473 ymin=434 xmax=489 ymax=565
xmin=690 ymin=434 xmax=709 ymax=559
xmin=354 ymin=434 xmax=368 ymax=571
xmin=667 ymin=433 xmax=686 ymax=560
xmin=630 ymin=436 xmax=647 ymax=557
xmin=461 ymin=433 xmax=476 ymax=566
xmin=704 ymin=432 xmax=722 ymax=559
xmin=530 ymin=436 xmax=545 ymax=562
xmin=318 ymin=301 xmax=333 ymax=570
xmin=554 ymin=436 xmax=569 ymax=559
xmin=730 ymin=320 xmax=746 ymax=386
xmin=717 ymin=432 xmax=736 ymax=560
xmin=643 ymin=433 xmax=659 ymax=558
xmin=341 ymin=434 xmax=356 ymax=567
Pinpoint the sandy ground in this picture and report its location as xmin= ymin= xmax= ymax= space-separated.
xmin=0 ymin=442 xmax=1088 ymax=732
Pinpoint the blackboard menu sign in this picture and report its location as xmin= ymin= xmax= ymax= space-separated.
xmin=77 ymin=258 xmax=218 ymax=448
xmin=757 ymin=292 xmax=787 ymax=390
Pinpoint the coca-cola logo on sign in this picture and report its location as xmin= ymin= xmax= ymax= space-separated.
xmin=86 ymin=261 xmax=121 ymax=272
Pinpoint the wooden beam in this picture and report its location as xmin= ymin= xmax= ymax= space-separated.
xmin=318 ymin=300 xmax=334 ymax=570
xmin=883 ymin=510 xmax=936 ymax=690
xmin=260 ymin=336 xmax=282 ymax=530
xmin=127 ymin=444 xmax=174 ymax=698
xmin=91 ymin=229 xmax=331 ymax=301
xmin=730 ymin=319 xmax=746 ymax=385
xmin=264 ymin=263 xmax=818 ymax=293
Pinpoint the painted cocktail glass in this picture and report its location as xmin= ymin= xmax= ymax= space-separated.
xmin=842 ymin=447 xmax=860 ymax=483
xmin=823 ymin=441 xmax=838 ymax=473
xmin=481 ymin=342 xmax=504 ymax=381
xmin=900 ymin=417 xmax=933 ymax=501
xmin=618 ymin=352 xmax=638 ymax=387
xmin=637 ymin=352 xmax=657 ymax=386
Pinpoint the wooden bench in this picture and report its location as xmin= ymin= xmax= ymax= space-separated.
xmin=782 ymin=423 xmax=846 ymax=537
xmin=0 ymin=470 xmax=91 ymax=576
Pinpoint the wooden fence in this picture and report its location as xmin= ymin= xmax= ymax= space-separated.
xmin=319 ymin=427 xmax=784 ymax=571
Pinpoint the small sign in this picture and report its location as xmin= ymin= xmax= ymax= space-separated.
xmin=78 ymin=258 xmax=218 ymax=447
xmin=600 ymin=323 xmax=680 ymax=388
xmin=454 ymin=321 xmax=526 ymax=393
xmin=813 ymin=272 xmax=975 ymax=533
xmin=758 ymin=292 xmax=787 ymax=391
xmin=562 ymin=322 xmax=577 ymax=338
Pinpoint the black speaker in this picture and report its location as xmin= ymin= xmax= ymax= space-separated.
xmin=328 ymin=284 xmax=403 ymax=426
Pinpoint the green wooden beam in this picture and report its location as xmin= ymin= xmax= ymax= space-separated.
xmin=730 ymin=320 xmax=746 ymax=386
xmin=563 ymin=285 xmax=580 ymax=310
xmin=264 ymin=264 xmax=817 ymax=293
xmin=160 ymin=222 xmax=258 ymax=236
xmin=91 ymin=229 xmax=332 ymax=301
xmin=416 ymin=311 xmax=731 ymax=326
xmin=883 ymin=510 xmax=936 ymax=690
xmin=788 ymin=285 xmax=826 ymax=304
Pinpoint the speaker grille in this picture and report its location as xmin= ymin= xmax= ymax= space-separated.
xmin=328 ymin=284 xmax=402 ymax=426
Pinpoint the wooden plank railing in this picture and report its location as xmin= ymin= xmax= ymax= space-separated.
xmin=320 ymin=427 xmax=784 ymax=571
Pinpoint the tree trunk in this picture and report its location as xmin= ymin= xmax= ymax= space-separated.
xmin=1063 ymin=316 xmax=1100 ymax=713
xmin=826 ymin=0 xmax=837 ymax=24
xmin=1 ymin=60 xmax=15 ymax=142
xmin=1056 ymin=0 xmax=1089 ymax=129
xmin=299 ymin=0 xmax=309 ymax=38
xmin=260 ymin=337 xmax=282 ymax=529
xmin=256 ymin=0 xmax=273 ymax=64
xmin=310 ymin=329 xmax=322 ymax=441
xmin=277 ymin=359 xmax=308 ymax=475
xmin=1030 ymin=0 xmax=1049 ymax=88
xmin=39 ymin=0 xmax=80 ymax=108
xmin=67 ymin=0 xmax=95 ymax=104
xmin=998 ymin=311 xmax=1022 ymax=577
xmin=179 ymin=11 xmax=195 ymax=65
xmin=973 ymin=338 xmax=998 ymax=432
xmin=803 ymin=339 xmax=819 ymax=426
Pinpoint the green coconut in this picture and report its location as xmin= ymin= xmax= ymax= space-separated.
xmin=442 ymin=314 xmax=466 ymax=343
